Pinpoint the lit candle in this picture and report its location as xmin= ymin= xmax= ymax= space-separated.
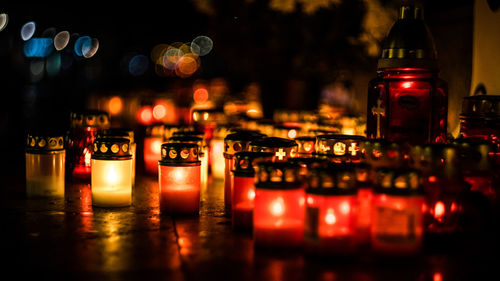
xmin=191 ymin=108 xmax=225 ymax=168
xmin=315 ymin=134 xmax=365 ymax=163
xmin=25 ymin=133 xmax=65 ymax=197
xmin=224 ymin=130 xmax=266 ymax=214
xmin=211 ymin=124 xmax=235 ymax=179
xmin=254 ymin=161 xmax=305 ymax=248
xmin=67 ymin=110 xmax=110 ymax=180
xmin=293 ymin=136 xmax=316 ymax=158
xmin=143 ymin=123 xmax=164 ymax=175
xmin=249 ymin=136 xmax=298 ymax=162
xmin=231 ymin=152 xmax=273 ymax=230
xmin=304 ymin=165 xmax=359 ymax=256
xmin=273 ymin=124 xmax=301 ymax=139
xmin=163 ymin=124 xmax=194 ymax=140
xmin=100 ymin=128 xmax=136 ymax=187
xmin=371 ymin=168 xmax=424 ymax=255
xmin=158 ymin=142 xmax=201 ymax=215
xmin=91 ymin=137 xmax=133 ymax=207
xmin=352 ymin=163 xmax=374 ymax=246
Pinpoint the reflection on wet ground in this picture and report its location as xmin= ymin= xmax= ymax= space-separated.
xmin=1 ymin=175 xmax=499 ymax=280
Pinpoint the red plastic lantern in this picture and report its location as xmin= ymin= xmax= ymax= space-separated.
xmin=158 ymin=142 xmax=201 ymax=215
xmin=143 ymin=123 xmax=164 ymax=175
xmin=66 ymin=110 xmax=110 ymax=180
xmin=231 ymin=152 xmax=273 ymax=230
xmin=254 ymin=162 xmax=305 ymax=248
xmin=366 ymin=5 xmax=447 ymax=144
xmin=371 ymin=168 xmax=425 ymax=255
xmin=315 ymin=134 xmax=365 ymax=163
xmin=224 ymin=131 xmax=266 ymax=214
xmin=304 ymin=164 xmax=359 ymax=256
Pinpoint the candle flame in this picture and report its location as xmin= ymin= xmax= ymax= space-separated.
xmin=151 ymin=139 xmax=162 ymax=154
xmin=247 ymin=190 xmax=255 ymax=200
xmin=270 ymin=197 xmax=284 ymax=216
xmin=325 ymin=208 xmax=336 ymax=225
xmin=172 ymin=168 xmax=186 ymax=182
xmin=84 ymin=148 xmax=91 ymax=167
xmin=339 ymin=201 xmax=350 ymax=215
xmin=434 ymin=201 xmax=445 ymax=219
xmin=107 ymin=165 xmax=118 ymax=185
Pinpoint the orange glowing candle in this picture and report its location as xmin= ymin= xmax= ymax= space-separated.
xmin=315 ymin=134 xmax=365 ymax=163
xmin=158 ymin=143 xmax=201 ymax=215
xmin=253 ymin=162 xmax=305 ymax=248
xmin=143 ymin=123 xmax=164 ymax=175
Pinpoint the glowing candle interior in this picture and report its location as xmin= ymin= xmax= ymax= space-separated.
xmin=210 ymin=138 xmax=225 ymax=179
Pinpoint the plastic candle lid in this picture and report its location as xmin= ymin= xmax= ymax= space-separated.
xmin=92 ymin=137 xmax=132 ymax=160
xmin=460 ymin=95 xmax=500 ymax=120
xmin=159 ymin=142 xmax=200 ymax=166
xmin=359 ymin=139 xmax=410 ymax=168
xmin=232 ymin=152 xmax=274 ymax=177
xmin=70 ymin=110 xmax=110 ymax=128
xmin=224 ymin=131 xmax=266 ymax=155
xmin=249 ymin=137 xmax=297 ymax=150
xmin=306 ymin=164 xmax=358 ymax=196
xmin=294 ymin=136 xmax=316 ymax=154
xmin=373 ymin=168 xmax=423 ymax=196
xmin=26 ymin=134 xmax=65 ymax=153
xmin=254 ymin=161 xmax=303 ymax=190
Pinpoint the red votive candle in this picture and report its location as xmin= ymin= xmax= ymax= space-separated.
xmin=158 ymin=142 xmax=201 ymax=215
xmin=253 ymin=161 xmax=305 ymax=248
xmin=67 ymin=110 xmax=110 ymax=180
xmin=304 ymin=164 xmax=359 ymax=256
xmin=371 ymin=168 xmax=425 ymax=255
xmin=144 ymin=123 xmax=164 ymax=175
xmin=352 ymin=163 xmax=374 ymax=246
xmin=224 ymin=131 xmax=266 ymax=214
xmin=315 ymin=134 xmax=366 ymax=163
xmin=231 ymin=152 xmax=273 ymax=230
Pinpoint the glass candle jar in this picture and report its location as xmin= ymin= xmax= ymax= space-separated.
xmin=211 ymin=124 xmax=235 ymax=179
xmin=366 ymin=5 xmax=447 ymax=144
xmin=143 ymin=123 xmax=164 ymax=175
xmin=459 ymin=95 xmax=500 ymax=146
xmin=231 ymin=152 xmax=273 ymax=230
xmin=172 ymin=130 xmax=208 ymax=194
xmin=410 ymin=144 xmax=468 ymax=238
xmin=250 ymin=137 xmax=298 ymax=162
xmin=100 ymin=128 xmax=136 ymax=187
xmin=91 ymin=137 xmax=133 ymax=207
xmin=315 ymin=134 xmax=366 ymax=163
xmin=294 ymin=136 xmax=316 ymax=158
xmin=304 ymin=164 xmax=359 ymax=256
xmin=158 ymin=142 xmax=201 ymax=215
xmin=224 ymin=130 xmax=266 ymax=214
xmin=254 ymin=161 xmax=305 ymax=248
xmin=25 ymin=134 xmax=65 ymax=197
xmin=66 ymin=110 xmax=110 ymax=180
xmin=371 ymin=168 xmax=425 ymax=255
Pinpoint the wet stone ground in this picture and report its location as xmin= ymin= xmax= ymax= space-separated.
xmin=1 ymin=175 xmax=499 ymax=281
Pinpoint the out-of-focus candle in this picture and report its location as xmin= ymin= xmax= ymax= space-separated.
xmin=371 ymin=168 xmax=425 ymax=255
xmin=211 ymin=124 xmax=236 ymax=179
xmin=304 ymin=164 xmax=359 ymax=256
xmin=315 ymin=134 xmax=365 ymax=163
xmin=256 ymin=119 xmax=275 ymax=137
xmin=294 ymin=136 xmax=316 ymax=158
xmin=231 ymin=152 xmax=273 ymax=230
xmin=191 ymin=108 xmax=225 ymax=168
xmin=409 ymin=144 xmax=468 ymax=238
xmin=158 ymin=142 xmax=201 ymax=215
xmin=67 ymin=110 xmax=110 ymax=180
xmin=224 ymin=130 xmax=266 ymax=214
xmin=91 ymin=137 xmax=132 ymax=207
xmin=254 ymin=161 xmax=305 ymax=248
xmin=361 ymin=139 xmax=411 ymax=169
xmin=459 ymin=95 xmax=500 ymax=146
xmin=250 ymin=137 xmax=298 ymax=162
xmin=273 ymin=124 xmax=301 ymax=139
xmin=163 ymin=124 xmax=194 ymax=141
xmin=143 ymin=123 xmax=164 ymax=175
xmin=352 ymin=163 xmax=374 ymax=246
xmin=25 ymin=133 xmax=65 ymax=197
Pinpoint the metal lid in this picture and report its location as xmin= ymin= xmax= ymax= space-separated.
xmin=92 ymin=137 xmax=132 ymax=160
xmin=100 ymin=128 xmax=134 ymax=143
xmin=159 ymin=142 xmax=200 ymax=166
xmin=373 ymin=168 xmax=423 ymax=195
xmin=26 ymin=134 xmax=64 ymax=153
xmin=224 ymin=131 xmax=266 ymax=155
xmin=377 ymin=4 xmax=438 ymax=70
xmin=294 ymin=136 xmax=316 ymax=154
xmin=254 ymin=161 xmax=303 ymax=190
xmin=232 ymin=152 xmax=274 ymax=177
xmin=359 ymin=139 xmax=410 ymax=169
xmin=250 ymin=137 xmax=298 ymax=162
xmin=70 ymin=110 xmax=110 ymax=128
xmin=315 ymin=134 xmax=365 ymax=160
xmin=307 ymin=164 xmax=358 ymax=195
xmin=460 ymin=95 xmax=500 ymax=120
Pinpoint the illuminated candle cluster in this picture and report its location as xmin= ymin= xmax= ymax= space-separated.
xmin=315 ymin=134 xmax=365 ymax=163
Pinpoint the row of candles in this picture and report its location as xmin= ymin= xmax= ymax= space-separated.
xmin=25 ymin=106 xmax=499 ymax=256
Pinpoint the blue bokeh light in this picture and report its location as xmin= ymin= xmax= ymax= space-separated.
xmin=21 ymin=21 xmax=36 ymax=41
xmin=129 ymin=54 xmax=149 ymax=76
xmin=74 ymin=36 xmax=92 ymax=56
xmin=24 ymin=38 xmax=55 ymax=58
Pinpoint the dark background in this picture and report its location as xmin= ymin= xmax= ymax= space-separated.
xmin=0 ymin=0 xmax=473 ymax=184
